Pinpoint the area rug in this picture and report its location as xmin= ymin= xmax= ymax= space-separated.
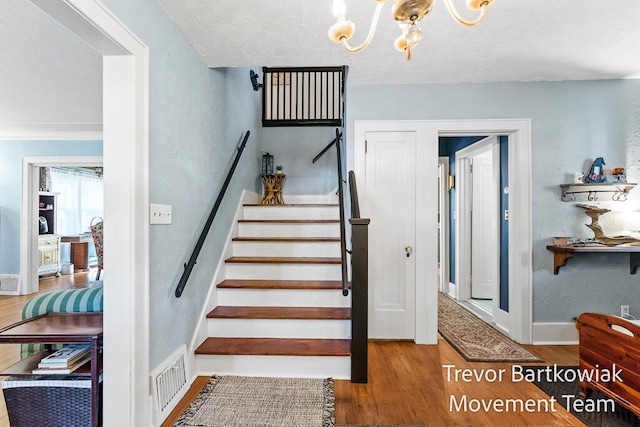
xmin=438 ymin=293 xmax=543 ymax=362
xmin=174 ymin=375 xmax=334 ymax=427
xmin=524 ymin=366 xmax=640 ymax=427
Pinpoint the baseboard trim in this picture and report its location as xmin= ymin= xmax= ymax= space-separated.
xmin=532 ymin=322 xmax=578 ymax=345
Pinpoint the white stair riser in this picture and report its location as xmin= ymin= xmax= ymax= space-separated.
xmin=243 ymin=206 xmax=339 ymax=220
xmin=196 ymin=354 xmax=350 ymax=379
xmin=225 ymin=263 xmax=341 ymax=281
xmin=207 ymin=318 xmax=351 ymax=339
xmin=217 ymin=289 xmax=351 ymax=307
xmin=232 ymin=241 xmax=340 ymax=257
xmin=238 ymin=222 xmax=340 ymax=238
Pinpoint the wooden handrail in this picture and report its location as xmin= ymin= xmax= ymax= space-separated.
xmin=175 ymin=131 xmax=251 ymax=298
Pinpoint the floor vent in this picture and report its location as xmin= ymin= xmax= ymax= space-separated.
xmin=0 ymin=275 xmax=20 ymax=293
xmin=152 ymin=345 xmax=189 ymax=424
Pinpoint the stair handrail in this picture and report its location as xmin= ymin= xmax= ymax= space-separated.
xmin=334 ymin=128 xmax=349 ymax=297
xmin=175 ymin=131 xmax=251 ymax=298
xmin=312 ymin=132 xmax=341 ymax=164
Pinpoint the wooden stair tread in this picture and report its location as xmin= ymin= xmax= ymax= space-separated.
xmin=208 ymin=306 xmax=351 ymax=320
xmin=217 ymin=279 xmax=342 ymax=290
xmin=226 ymin=256 xmax=341 ymax=264
xmin=232 ymin=237 xmax=340 ymax=242
xmin=238 ymin=219 xmax=339 ymax=223
xmin=195 ymin=337 xmax=350 ymax=356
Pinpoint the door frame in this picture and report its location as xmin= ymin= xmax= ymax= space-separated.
xmin=354 ymin=119 xmax=532 ymax=345
xmin=455 ymin=136 xmax=507 ymax=330
xmin=354 ymin=120 xmax=437 ymax=344
xmin=26 ymin=1 xmax=150 ymax=425
xmin=429 ymin=119 xmax=532 ymax=344
xmin=437 ymin=157 xmax=450 ymax=295
xmin=21 ymin=156 xmax=104 ymax=295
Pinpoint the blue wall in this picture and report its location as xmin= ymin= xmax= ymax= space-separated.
xmin=0 ymin=140 xmax=103 ymax=273
xmin=499 ymin=136 xmax=509 ymax=312
xmin=348 ymin=79 xmax=640 ymax=323
xmin=262 ymin=127 xmax=338 ymax=195
xmin=100 ymin=0 xmax=262 ymax=369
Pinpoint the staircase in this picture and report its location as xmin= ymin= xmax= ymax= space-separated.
xmin=194 ymin=202 xmax=352 ymax=379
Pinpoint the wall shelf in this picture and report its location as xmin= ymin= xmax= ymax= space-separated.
xmin=547 ymin=244 xmax=640 ymax=274
xmin=560 ymin=183 xmax=636 ymax=202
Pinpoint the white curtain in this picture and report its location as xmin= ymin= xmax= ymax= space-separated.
xmin=50 ymin=168 xmax=104 ymax=236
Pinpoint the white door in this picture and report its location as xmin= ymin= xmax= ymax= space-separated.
xmin=470 ymin=149 xmax=498 ymax=300
xmin=364 ymin=130 xmax=416 ymax=339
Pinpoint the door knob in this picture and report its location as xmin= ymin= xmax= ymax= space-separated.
xmin=405 ymin=246 xmax=413 ymax=258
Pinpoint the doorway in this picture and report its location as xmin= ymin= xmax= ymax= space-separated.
xmin=454 ymin=136 xmax=503 ymax=328
xmin=22 ymin=157 xmax=103 ymax=294
xmin=25 ymin=0 xmax=151 ymax=424
xmin=354 ymin=120 xmax=437 ymax=345
xmin=355 ymin=119 xmax=532 ymax=345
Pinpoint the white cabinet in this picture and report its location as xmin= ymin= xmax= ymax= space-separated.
xmin=38 ymin=235 xmax=61 ymax=276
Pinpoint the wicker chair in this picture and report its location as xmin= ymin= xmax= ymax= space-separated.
xmin=90 ymin=217 xmax=104 ymax=280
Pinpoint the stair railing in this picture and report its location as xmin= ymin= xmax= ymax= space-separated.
xmin=348 ymin=170 xmax=370 ymax=383
xmin=312 ymin=129 xmax=348 ymax=296
xmin=175 ymin=131 xmax=251 ymax=298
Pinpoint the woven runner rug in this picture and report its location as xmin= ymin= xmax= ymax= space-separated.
xmin=174 ymin=375 xmax=334 ymax=427
xmin=438 ymin=293 xmax=543 ymax=362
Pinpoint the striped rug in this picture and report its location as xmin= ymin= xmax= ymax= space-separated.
xmin=174 ymin=375 xmax=334 ymax=427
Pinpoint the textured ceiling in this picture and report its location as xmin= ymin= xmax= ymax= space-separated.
xmin=2 ymin=1 xmax=640 ymax=128
xmin=0 ymin=0 xmax=102 ymax=127
xmin=157 ymin=0 xmax=640 ymax=85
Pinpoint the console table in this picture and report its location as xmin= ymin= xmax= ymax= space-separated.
xmin=0 ymin=312 xmax=103 ymax=426
xmin=547 ymin=244 xmax=640 ymax=275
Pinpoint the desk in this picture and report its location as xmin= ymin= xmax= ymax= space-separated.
xmin=61 ymin=235 xmax=93 ymax=270
xmin=261 ymin=173 xmax=286 ymax=205
xmin=0 ymin=312 xmax=103 ymax=426
xmin=546 ymin=244 xmax=640 ymax=274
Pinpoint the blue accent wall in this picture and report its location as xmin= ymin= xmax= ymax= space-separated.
xmin=499 ymin=136 xmax=509 ymax=312
xmin=0 ymin=141 xmax=103 ymax=274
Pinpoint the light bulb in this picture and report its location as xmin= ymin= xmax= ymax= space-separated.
xmin=406 ymin=22 xmax=422 ymax=45
xmin=333 ymin=0 xmax=347 ymax=21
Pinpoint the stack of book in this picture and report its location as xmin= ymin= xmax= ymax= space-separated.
xmin=32 ymin=344 xmax=91 ymax=375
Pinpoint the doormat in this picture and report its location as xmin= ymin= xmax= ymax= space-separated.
xmin=525 ymin=366 xmax=640 ymax=427
xmin=174 ymin=375 xmax=334 ymax=427
xmin=438 ymin=293 xmax=543 ymax=362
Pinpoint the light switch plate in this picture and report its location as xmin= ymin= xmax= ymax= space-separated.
xmin=150 ymin=203 xmax=172 ymax=224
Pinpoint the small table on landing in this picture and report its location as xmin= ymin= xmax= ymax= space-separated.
xmin=261 ymin=173 xmax=286 ymax=205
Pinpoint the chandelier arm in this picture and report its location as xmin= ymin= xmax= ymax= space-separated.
xmin=442 ymin=0 xmax=488 ymax=27
xmin=340 ymin=1 xmax=386 ymax=52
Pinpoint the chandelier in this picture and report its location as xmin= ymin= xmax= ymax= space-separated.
xmin=328 ymin=0 xmax=494 ymax=60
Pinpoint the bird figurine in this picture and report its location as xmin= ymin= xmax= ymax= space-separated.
xmin=584 ymin=157 xmax=606 ymax=183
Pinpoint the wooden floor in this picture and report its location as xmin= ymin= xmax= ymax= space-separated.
xmin=164 ymin=341 xmax=583 ymax=427
xmin=0 ymin=269 xmax=98 ymax=427
xmin=0 ymin=272 xmax=583 ymax=427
